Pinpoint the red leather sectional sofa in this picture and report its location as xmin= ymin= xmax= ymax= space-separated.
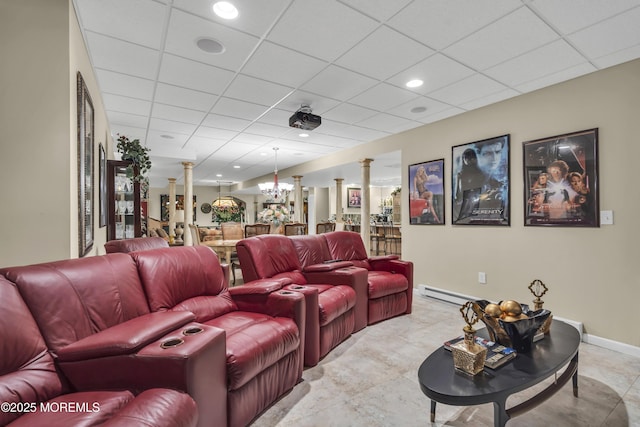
xmin=236 ymin=231 xmax=413 ymax=366
xmin=1 ymin=245 xmax=305 ymax=427
xmin=0 ymin=231 xmax=413 ymax=426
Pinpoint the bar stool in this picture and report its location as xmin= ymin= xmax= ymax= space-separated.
xmin=383 ymin=223 xmax=401 ymax=256
xmin=370 ymin=223 xmax=385 ymax=255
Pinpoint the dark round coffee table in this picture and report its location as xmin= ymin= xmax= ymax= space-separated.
xmin=418 ymin=321 xmax=580 ymax=427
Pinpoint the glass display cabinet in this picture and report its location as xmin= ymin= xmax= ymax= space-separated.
xmin=107 ymin=160 xmax=142 ymax=241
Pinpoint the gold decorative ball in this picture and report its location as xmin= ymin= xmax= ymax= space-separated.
xmin=500 ymin=300 xmax=522 ymax=317
xmin=502 ymin=315 xmax=520 ymax=322
xmin=484 ymin=303 xmax=502 ymax=318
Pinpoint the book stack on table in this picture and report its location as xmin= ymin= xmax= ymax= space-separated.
xmin=444 ymin=336 xmax=517 ymax=369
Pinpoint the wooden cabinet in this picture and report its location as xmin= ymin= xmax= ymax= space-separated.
xmin=107 ymin=160 xmax=142 ymax=241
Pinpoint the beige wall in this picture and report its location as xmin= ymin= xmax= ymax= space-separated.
xmin=0 ymin=0 xmax=111 ymax=263
xmin=391 ymin=60 xmax=639 ymax=347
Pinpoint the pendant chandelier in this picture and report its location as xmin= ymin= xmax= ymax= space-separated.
xmin=259 ymin=147 xmax=293 ymax=202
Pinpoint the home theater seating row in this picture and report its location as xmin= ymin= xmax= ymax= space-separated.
xmin=0 ymin=231 xmax=413 ymax=427
xmin=0 ymin=246 xmax=306 ymax=427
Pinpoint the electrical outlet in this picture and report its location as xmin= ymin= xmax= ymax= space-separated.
xmin=478 ymin=272 xmax=487 ymax=284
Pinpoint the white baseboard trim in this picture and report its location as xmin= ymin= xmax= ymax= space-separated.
xmin=414 ymin=285 xmax=640 ymax=359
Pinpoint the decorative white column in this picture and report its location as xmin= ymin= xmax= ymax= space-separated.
xmin=334 ymin=178 xmax=344 ymax=224
xmin=293 ymin=175 xmax=303 ymax=223
xmin=168 ymin=178 xmax=176 ymax=241
xmin=182 ymin=162 xmax=194 ymax=246
xmin=360 ymin=159 xmax=373 ymax=255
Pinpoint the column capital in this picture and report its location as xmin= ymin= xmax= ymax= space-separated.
xmin=292 ymin=175 xmax=303 ymax=179
xmin=359 ymin=158 xmax=374 ymax=166
xmin=168 ymin=177 xmax=176 ymax=183
xmin=182 ymin=161 xmax=194 ymax=168
xmin=334 ymin=178 xmax=344 ymax=183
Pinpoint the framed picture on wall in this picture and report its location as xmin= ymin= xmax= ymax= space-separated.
xmin=451 ymin=134 xmax=510 ymax=226
xmin=409 ymin=159 xmax=445 ymax=225
xmin=523 ymin=128 xmax=599 ymax=227
xmin=347 ymin=187 xmax=361 ymax=208
xmin=98 ymin=142 xmax=107 ymax=227
xmin=77 ymin=72 xmax=94 ymax=256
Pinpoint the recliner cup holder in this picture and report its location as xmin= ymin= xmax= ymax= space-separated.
xmin=160 ymin=338 xmax=184 ymax=349
xmin=280 ymin=291 xmax=294 ymax=295
xmin=290 ymin=286 xmax=305 ymax=290
xmin=183 ymin=327 xmax=204 ymax=336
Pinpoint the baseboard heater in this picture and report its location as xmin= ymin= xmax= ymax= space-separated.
xmin=416 ymin=284 xmax=584 ymax=341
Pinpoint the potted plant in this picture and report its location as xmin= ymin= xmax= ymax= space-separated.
xmin=116 ymin=134 xmax=151 ymax=182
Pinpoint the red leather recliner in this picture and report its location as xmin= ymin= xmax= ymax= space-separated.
xmin=3 ymin=253 xmax=225 ymax=427
xmin=0 ymin=275 xmax=198 ymax=427
xmin=295 ymin=231 xmax=413 ymax=326
xmin=236 ymin=234 xmax=360 ymax=367
xmin=131 ymin=246 xmax=305 ymax=427
xmin=104 ymin=236 xmax=169 ymax=253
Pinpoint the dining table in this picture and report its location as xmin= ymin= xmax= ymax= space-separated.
xmin=201 ymin=239 xmax=240 ymax=265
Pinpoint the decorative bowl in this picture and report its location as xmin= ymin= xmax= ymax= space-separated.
xmin=498 ymin=309 xmax=551 ymax=352
xmin=474 ymin=300 xmax=552 ymax=353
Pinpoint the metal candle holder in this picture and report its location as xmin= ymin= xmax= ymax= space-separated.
xmin=528 ymin=279 xmax=552 ymax=334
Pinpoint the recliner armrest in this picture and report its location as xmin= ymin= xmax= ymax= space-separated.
xmin=302 ymin=261 xmax=354 ymax=272
xmin=228 ymin=278 xmax=292 ymax=296
xmin=57 ymin=311 xmax=196 ymax=362
xmin=368 ymin=254 xmax=400 ymax=262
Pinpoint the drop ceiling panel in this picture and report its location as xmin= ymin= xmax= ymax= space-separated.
xmin=349 ymin=83 xmax=420 ymax=111
xmin=95 ymin=69 xmax=155 ymax=100
xmin=158 ymin=54 xmax=234 ymax=94
xmin=515 ymin=62 xmax=597 ymax=93
xmin=266 ymin=0 xmax=379 ymax=62
xmin=443 ymin=7 xmax=559 ymax=71
xmin=232 ymin=133 xmax=273 ymax=146
xmin=210 ymin=97 xmax=271 ymax=121
xmin=459 ymin=88 xmax=519 ymax=111
xmin=203 ymin=114 xmax=251 ymax=131
xmin=151 ymin=104 xmax=207 ymax=125
xmin=76 ymin=0 xmax=166 ymax=49
xmin=336 ymin=26 xmax=434 ymax=80
xmin=322 ymin=103 xmax=379 ymax=124
xmin=102 ymin=94 xmax=151 ymax=116
xmin=86 ymin=33 xmax=160 ymax=79
xmin=485 ymin=40 xmax=587 ymax=87
xmin=192 ymin=126 xmax=238 ymax=141
xmin=172 ymin=0 xmax=291 ymax=38
xmin=387 ymin=0 xmax=522 ymax=50
xmin=429 ymin=74 xmax=508 ymax=106
xmin=154 ymin=83 xmax=218 ymax=111
xmin=225 ymin=74 xmax=293 ymax=107
xmin=567 ymin=7 xmax=640 ymax=59
xmin=340 ymin=0 xmax=412 ymax=22
xmin=241 ymin=42 xmax=329 ymax=88
xmin=529 ymin=0 xmax=640 ymax=34
xmin=164 ymin=9 xmax=260 ymax=70
xmin=243 ymin=122 xmax=291 ymax=138
xmin=300 ymin=65 xmax=378 ymax=102
xmin=107 ymin=112 xmax=148 ymax=130
xmin=356 ymin=113 xmax=422 ymax=134
xmin=387 ymin=54 xmax=475 ymax=95
xmin=148 ymin=118 xmax=197 ymax=135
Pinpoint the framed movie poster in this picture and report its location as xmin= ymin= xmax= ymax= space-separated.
xmin=409 ymin=159 xmax=444 ymax=225
xmin=452 ymin=134 xmax=510 ymax=225
xmin=347 ymin=188 xmax=361 ymax=208
xmin=523 ymin=128 xmax=599 ymax=227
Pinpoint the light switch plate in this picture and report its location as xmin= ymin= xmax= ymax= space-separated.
xmin=601 ymin=210 xmax=613 ymax=225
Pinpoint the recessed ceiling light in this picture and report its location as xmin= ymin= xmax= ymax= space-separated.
xmin=406 ymin=79 xmax=423 ymax=88
xmin=260 ymin=152 xmax=268 ymax=156
xmin=410 ymin=106 xmax=427 ymax=114
xmin=213 ymin=2 xmax=238 ymax=19
xmin=216 ymin=174 xmax=222 ymax=177
xmin=299 ymin=133 xmax=309 ymax=138
xmin=233 ymin=165 xmax=240 ymax=169
xmin=196 ymin=37 xmax=225 ymax=54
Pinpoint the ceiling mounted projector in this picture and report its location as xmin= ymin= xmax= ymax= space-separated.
xmin=289 ymin=106 xmax=321 ymax=131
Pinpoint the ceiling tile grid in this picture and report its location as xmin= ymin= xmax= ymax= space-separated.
xmin=72 ymin=0 xmax=640 ymax=188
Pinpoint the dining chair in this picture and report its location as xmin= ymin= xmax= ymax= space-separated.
xmin=244 ymin=223 xmax=270 ymax=238
xmin=284 ymin=223 xmax=308 ymax=236
xmin=220 ymin=222 xmax=243 ymax=284
xmin=315 ymin=222 xmax=336 ymax=234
